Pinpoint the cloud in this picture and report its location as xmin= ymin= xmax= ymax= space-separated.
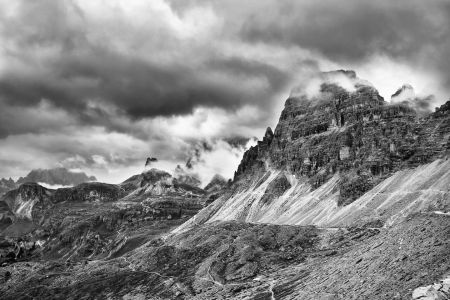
xmin=0 ymin=0 xmax=292 ymax=124
xmin=390 ymin=84 xmax=434 ymax=116
xmin=289 ymin=70 xmax=370 ymax=99
xmin=0 ymin=0 xmax=449 ymax=183
xmin=175 ymin=138 xmax=258 ymax=186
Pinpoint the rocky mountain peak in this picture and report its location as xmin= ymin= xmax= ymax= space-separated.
xmin=391 ymin=83 xmax=415 ymax=101
xmin=16 ymin=168 xmax=96 ymax=186
xmin=174 ymin=165 xmax=201 ymax=187
xmin=11 ymin=182 xmax=49 ymax=199
xmin=323 ymin=69 xmax=357 ymax=79
xmin=142 ymin=168 xmax=172 ymax=184
xmin=263 ymin=127 xmax=274 ymax=144
xmin=204 ymin=174 xmax=227 ymax=192
xmin=232 ymin=71 xmax=448 ymax=207
xmin=144 ymin=157 xmax=158 ymax=167
xmin=434 ymin=99 xmax=450 ymax=115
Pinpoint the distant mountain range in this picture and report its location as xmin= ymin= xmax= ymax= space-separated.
xmin=0 ymin=168 xmax=96 ymax=196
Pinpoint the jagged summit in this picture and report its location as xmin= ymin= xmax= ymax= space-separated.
xmin=290 ymin=69 xmax=376 ymax=100
xmin=0 ymin=168 xmax=96 ymax=197
xmin=178 ymin=74 xmax=449 ymax=234
xmin=144 ymin=157 xmax=158 ymax=167
xmin=17 ymin=167 xmax=96 ymax=186
xmin=263 ymin=127 xmax=274 ymax=143
xmin=204 ymin=174 xmax=227 ymax=192
xmin=142 ymin=168 xmax=171 ymax=183
xmin=435 ymin=100 xmax=450 ymax=115
xmin=323 ymin=69 xmax=357 ymax=78
xmin=391 ymin=83 xmax=415 ymax=101
xmin=391 ymin=83 xmax=414 ymax=98
xmin=0 ymin=178 xmax=16 ymax=197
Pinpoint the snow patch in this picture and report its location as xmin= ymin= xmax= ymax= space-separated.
xmin=38 ymin=182 xmax=73 ymax=189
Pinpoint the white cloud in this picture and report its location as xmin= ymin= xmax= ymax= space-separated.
xmin=353 ymin=55 xmax=449 ymax=103
xmin=0 ymin=0 xmax=449 ymax=187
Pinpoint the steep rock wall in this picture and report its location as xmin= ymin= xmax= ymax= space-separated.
xmin=174 ymin=72 xmax=450 ymax=232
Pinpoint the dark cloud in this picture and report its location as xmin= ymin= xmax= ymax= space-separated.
xmin=237 ymin=0 xmax=450 ymax=91
xmin=241 ymin=0 xmax=450 ymax=56
xmin=241 ymin=3 xmax=436 ymax=60
xmin=0 ymin=0 xmax=291 ymax=134
xmin=0 ymin=0 xmax=449 ymax=182
xmin=0 ymin=48 xmax=289 ymax=121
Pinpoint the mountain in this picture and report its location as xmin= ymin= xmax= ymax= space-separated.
xmin=0 ymin=178 xmax=16 ymax=197
xmin=203 ymin=174 xmax=229 ymax=205
xmin=391 ymin=83 xmax=415 ymax=100
xmin=173 ymin=164 xmax=202 ymax=187
xmin=0 ymin=168 xmax=97 ymax=197
xmin=176 ymin=71 xmax=449 ymax=231
xmin=204 ymin=174 xmax=228 ymax=193
xmin=0 ymin=71 xmax=449 ymax=299
xmin=0 ymin=166 xmax=207 ymax=266
xmin=144 ymin=157 xmax=158 ymax=167
xmin=17 ymin=167 xmax=96 ymax=186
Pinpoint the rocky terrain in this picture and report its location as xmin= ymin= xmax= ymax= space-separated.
xmin=0 ymin=168 xmax=223 ymax=272
xmin=0 ymin=70 xmax=449 ymax=299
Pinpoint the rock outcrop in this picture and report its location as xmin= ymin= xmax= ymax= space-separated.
xmin=144 ymin=157 xmax=158 ymax=167
xmin=0 ymin=178 xmax=16 ymax=197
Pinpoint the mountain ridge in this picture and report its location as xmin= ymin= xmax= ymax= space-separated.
xmin=0 ymin=167 xmax=97 ymax=196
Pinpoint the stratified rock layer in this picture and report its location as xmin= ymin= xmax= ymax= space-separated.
xmin=234 ymin=74 xmax=449 ymax=206
xmin=175 ymin=72 xmax=449 ymax=232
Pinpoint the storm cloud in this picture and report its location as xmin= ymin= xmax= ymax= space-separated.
xmin=0 ymin=0 xmax=449 ymax=183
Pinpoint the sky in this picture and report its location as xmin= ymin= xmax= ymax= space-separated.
xmin=0 ymin=0 xmax=449 ymax=184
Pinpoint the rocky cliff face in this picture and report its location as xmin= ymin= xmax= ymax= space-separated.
xmin=234 ymin=71 xmax=449 ymax=206
xmin=173 ymin=71 xmax=449 ymax=233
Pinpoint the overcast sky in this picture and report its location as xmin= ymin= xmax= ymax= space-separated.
xmin=0 ymin=0 xmax=449 ymax=184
